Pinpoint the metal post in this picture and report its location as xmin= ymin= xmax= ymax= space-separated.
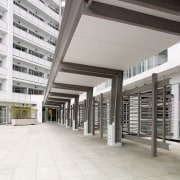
xmin=115 ymin=72 xmax=123 ymax=143
xmin=74 ymin=97 xmax=79 ymax=129
xmin=70 ymin=105 xmax=73 ymax=127
xmin=100 ymin=93 xmax=103 ymax=138
xmin=86 ymin=88 xmax=93 ymax=133
xmin=163 ymin=85 xmax=166 ymax=143
xmin=92 ymin=97 xmax=95 ymax=135
xmin=151 ymin=73 xmax=157 ymax=157
xmin=110 ymin=76 xmax=117 ymax=125
xmin=62 ymin=104 xmax=65 ymax=125
xmin=138 ymin=92 xmax=141 ymax=136
xmin=67 ymin=101 xmax=70 ymax=126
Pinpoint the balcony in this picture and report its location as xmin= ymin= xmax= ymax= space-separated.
xmin=0 ymin=67 xmax=7 ymax=77
xmin=12 ymin=92 xmax=32 ymax=102
xmin=13 ymin=49 xmax=52 ymax=69
xmin=0 ymin=43 xmax=7 ymax=54
xmin=13 ymin=27 xmax=55 ymax=53
xmin=27 ymin=0 xmax=59 ymax=22
xmin=0 ymin=19 xmax=7 ymax=31
xmin=13 ymin=4 xmax=58 ymax=37
xmin=13 ymin=71 xmax=48 ymax=85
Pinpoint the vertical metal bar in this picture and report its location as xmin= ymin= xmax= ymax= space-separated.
xmin=138 ymin=92 xmax=141 ymax=136
xmin=92 ymin=97 xmax=95 ymax=135
xmin=70 ymin=105 xmax=72 ymax=127
xmin=163 ymin=85 xmax=166 ymax=143
xmin=151 ymin=73 xmax=157 ymax=157
xmin=115 ymin=72 xmax=123 ymax=143
xmin=74 ymin=97 xmax=79 ymax=129
xmin=78 ymin=105 xmax=81 ymax=127
xmin=87 ymin=88 xmax=93 ymax=133
xmin=110 ymin=76 xmax=117 ymax=125
xmin=67 ymin=101 xmax=70 ymax=126
xmin=62 ymin=104 xmax=65 ymax=125
xmin=100 ymin=93 xmax=103 ymax=138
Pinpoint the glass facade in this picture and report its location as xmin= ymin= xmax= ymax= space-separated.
xmin=124 ymin=50 xmax=168 ymax=79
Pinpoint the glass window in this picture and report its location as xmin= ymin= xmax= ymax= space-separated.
xmin=13 ymin=64 xmax=27 ymax=73
xmin=13 ymin=43 xmax=27 ymax=52
xmin=13 ymin=85 xmax=27 ymax=94
xmin=28 ymin=88 xmax=44 ymax=95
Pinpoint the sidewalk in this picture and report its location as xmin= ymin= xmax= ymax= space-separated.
xmin=0 ymin=123 xmax=180 ymax=180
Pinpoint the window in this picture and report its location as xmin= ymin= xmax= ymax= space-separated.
xmin=13 ymin=43 xmax=27 ymax=52
xmin=47 ymin=39 xmax=56 ymax=46
xmin=13 ymin=64 xmax=27 ymax=73
xmin=28 ymin=88 xmax=44 ymax=95
xmin=29 ymin=30 xmax=44 ymax=40
xmin=0 ymin=61 xmax=2 ymax=67
xmin=28 ymin=69 xmax=44 ymax=78
xmin=28 ymin=50 xmax=44 ymax=59
xmin=13 ymin=22 xmax=27 ymax=32
xmin=13 ymin=85 xmax=27 ymax=94
xmin=0 ymin=83 xmax=2 ymax=91
xmin=13 ymin=1 xmax=27 ymax=11
xmin=48 ymin=23 xmax=58 ymax=30
xmin=29 ymin=11 xmax=44 ymax=22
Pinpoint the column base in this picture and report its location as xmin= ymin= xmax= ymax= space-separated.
xmin=107 ymin=122 xmax=122 ymax=146
xmin=65 ymin=119 xmax=70 ymax=128
xmin=84 ymin=121 xmax=92 ymax=136
xmin=72 ymin=120 xmax=78 ymax=131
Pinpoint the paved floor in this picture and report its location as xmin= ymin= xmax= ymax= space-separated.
xmin=0 ymin=123 xmax=180 ymax=180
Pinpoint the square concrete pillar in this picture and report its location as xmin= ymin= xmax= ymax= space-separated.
xmin=107 ymin=122 xmax=122 ymax=146
xmin=65 ymin=119 xmax=70 ymax=128
xmin=84 ymin=121 xmax=92 ymax=136
xmin=72 ymin=120 xmax=78 ymax=131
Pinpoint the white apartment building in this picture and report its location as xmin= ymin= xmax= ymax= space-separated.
xmin=0 ymin=0 xmax=61 ymax=124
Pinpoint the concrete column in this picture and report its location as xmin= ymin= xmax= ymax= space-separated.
xmin=85 ymin=88 xmax=93 ymax=135
xmin=74 ymin=97 xmax=79 ymax=129
xmin=151 ymin=73 xmax=157 ymax=157
xmin=108 ymin=72 xmax=123 ymax=146
xmin=66 ymin=101 xmax=70 ymax=127
xmin=100 ymin=93 xmax=103 ymax=138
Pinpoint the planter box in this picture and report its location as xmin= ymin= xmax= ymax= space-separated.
xmin=12 ymin=119 xmax=38 ymax=126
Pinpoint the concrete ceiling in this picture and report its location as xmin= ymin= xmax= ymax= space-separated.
xmin=64 ymin=15 xmax=179 ymax=70
xmin=44 ymin=0 xmax=180 ymax=104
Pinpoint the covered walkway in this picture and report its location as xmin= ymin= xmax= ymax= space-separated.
xmin=0 ymin=123 xmax=180 ymax=180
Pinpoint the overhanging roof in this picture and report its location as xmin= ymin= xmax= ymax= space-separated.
xmin=44 ymin=0 xmax=180 ymax=103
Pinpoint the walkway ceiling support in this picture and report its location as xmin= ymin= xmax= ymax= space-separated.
xmin=48 ymin=92 xmax=79 ymax=99
xmin=47 ymin=97 xmax=71 ymax=102
xmin=59 ymin=62 xmax=121 ymax=78
xmin=52 ymin=82 xmax=93 ymax=92
xmin=117 ymin=0 xmax=180 ymax=15
xmin=84 ymin=1 xmax=180 ymax=35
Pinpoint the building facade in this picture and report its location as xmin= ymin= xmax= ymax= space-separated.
xmin=0 ymin=0 xmax=61 ymax=124
xmin=94 ymin=43 xmax=180 ymax=140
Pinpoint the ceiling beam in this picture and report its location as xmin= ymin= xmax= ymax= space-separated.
xmin=60 ymin=62 xmax=121 ymax=78
xmin=48 ymin=92 xmax=79 ymax=98
xmin=44 ymin=0 xmax=85 ymax=103
xmin=84 ymin=1 xmax=180 ymax=36
xmin=47 ymin=97 xmax=71 ymax=102
xmin=52 ymin=83 xmax=93 ymax=92
xmin=44 ymin=102 xmax=64 ymax=106
xmin=117 ymin=0 xmax=180 ymax=16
